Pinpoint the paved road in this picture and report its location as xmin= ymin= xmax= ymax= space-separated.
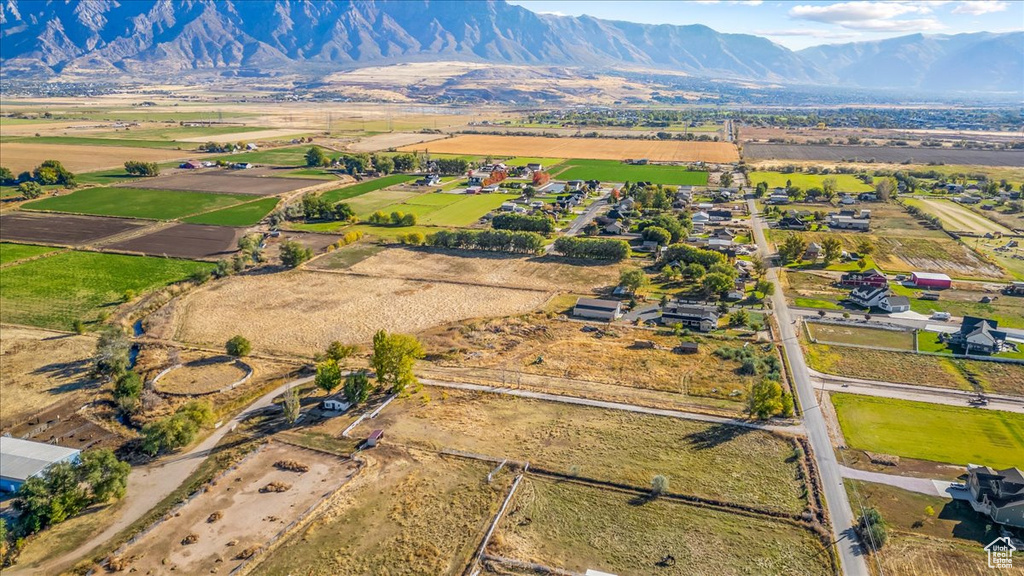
xmin=18 ymin=376 xmax=313 ymax=576
xmin=564 ymin=194 xmax=609 ymax=236
xmin=810 ymin=369 xmax=1024 ymax=413
xmin=838 ymin=465 xmax=947 ymax=497
xmin=747 ymin=197 xmax=872 ymax=576
xmin=419 ymin=378 xmax=804 ymax=434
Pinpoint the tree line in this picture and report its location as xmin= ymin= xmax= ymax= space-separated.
xmin=427 ymin=229 xmax=545 ymax=254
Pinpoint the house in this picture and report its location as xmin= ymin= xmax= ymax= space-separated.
xmin=366 ymin=429 xmax=384 ymax=448
xmin=911 ymin=271 xmax=952 ymax=289
xmin=839 ymin=195 xmax=857 ymax=205
xmin=769 ymin=192 xmax=790 ymax=204
xmin=499 ymin=202 xmax=516 ymax=212
xmin=858 ymin=192 xmax=878 ymax=201
xmin=691 ymin=211 xmax=710 ymax=225
xmin=945 ymin=183 xmax=965 ymax=194
xmin=481 ymin=184 xmax=499 ymax=193
xmin=778 ymin=217 xmax=808 ymax=231
xmin=245 ymin=143 xmax=258 ymax=151
xmin=957 ymin=195 xmax=981 ymax=205
xmin=828 ymin=215 xmax=870 ymax=231
xmin=604 ymin=221 xmax=626 ymax=235
xmin=573 ymin=298 xmax=623 ymax=321
xmin=712 ymin=228 xmax=736 ymax=240
xmin=321 ymin=396 xmax=351 ymax=412
xmin=951 ymin=316 xmax=1007 ymax=355
xmin=966 ymin=465 xmax=1024 ymax=528
xmin=848 ymin=285 xmax=888 ymax=308
xmin=641 ymin=240 xmax=662 ymax=252
xmin=468 ymin=175 xmax=484 ymax=186
xmin=566 ymin=180 xmax=584 ymax=191
xmin=879 ymin=295 xmax=911 ymax=313
xmin=179 ymin=160 xmax=202 ymax=170
xmin=724 ymin=290 xmax=744 ymax=301
xmin=0 ymin=437 xmax=81 ymax=493
xmin=707 ymin=238 xmax=733 ymax=252
xmin=660 ymin=304 xmax=719 ymax=332
xmin=804 ymin=242 xmax=821 ymax=260
xmin=415 ymin=174 xmax=441 ymax=186
xmin=617 ymin=197 xmax=636 ymax=211
xmin=526 ymin=162 xmax=543 ymax=172
xmin=1003 ymin=281 xmax=1024 ymax=296
xmin=708 ymin=209 xmax=733 ymax=221
xmin=840 ymin=269 xmax=887 ymax=288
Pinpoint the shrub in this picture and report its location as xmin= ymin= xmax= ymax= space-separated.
xmin=226 ymin=335 xmax=251 ymax=357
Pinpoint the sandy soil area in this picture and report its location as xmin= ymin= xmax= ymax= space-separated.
xmin=163 ymin=271 xmax=552 ymax=356
xmin=114 ymin=442 xmax=357 ymax=575
xmin=0 ymin=325 xmax=98 ymax=424
xmin=0 ymin=142 xmax=189 ymax=173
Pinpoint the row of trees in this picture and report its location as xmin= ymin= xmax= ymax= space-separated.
xmin=491 ymin=213 xmax=555 ymax=235
xmin=0 ymin=160 xmax=77 ymax=195
xmin=428 ymin=229 xmax=545 ymax=254
xmin=367 ymin=210 xmax=417 ymax=226
xmin=301 ymin=194 xmax=354 ymax=222
xmin=551 ymin=237 xmax=630 ymax=261
xmin=124 ymin=160 xmax=159 ymax=177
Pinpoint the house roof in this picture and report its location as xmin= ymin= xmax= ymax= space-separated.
xmin=575 ymin=298 xmax=621 ymax=311
xmin=0 ymin=437 xmax=80 ymax=483
xmin=663 ymin=304 xmax=718 ymax=321
xmin=851 ymin=285 xmax=886 ymax=300
xmin=912 ymin=271 xmax=952 ymax=281
xmin=884 ymin=295 xmax=910 ymax=307
xmin=368 ymin=429 xmax=384 ymax=440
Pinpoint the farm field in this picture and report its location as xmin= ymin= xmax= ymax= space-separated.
xmin=105 ymin=223 xmax=242 ymax=260
xmin=806 ymin=322 xmax=915 ymax=351
xmin=903 ymin=197 xmax=1012 ymax=235
xmin=209 ymin=145 xmax=317 ymax=166
xmin=748 ymin=171 xmax=874 ymax=192
xmin=356 ymin=388 xmax=809 ymax=513
xmin=0 ymin=135 xmax=187 ymax=150
xmin=345 ymin=130 xmax=448 ymax=152
xmin=344 ymin=188 xmax=423 ymax=217
xmin=251 ymin=450 xmax=511 ymax=576
xmin=376 ymin=191 xmax=518 ymax=226
xmin=115 ymin=442 xmax=358 ymax=576
xmin=182 ymin=197 xmax=279 ymax=226
xmin=318 ymin=173 xmax=417 ymax=203
xmin=122 ymin=170 xmax=318 ymax=195
xmin=0 ymin=242 xmax=57 ymax=265
xmin=160 ymin=271 xmax=551 ymax=356
xmin=0 ymin=212 xmax=151 ymax=246
xmin=501 ymin=156 xmax=565 ymax=168
xmin=23 ymin=187 xmax=252 ymax=220
xmin=397 ymin=134 xmax=740 ymax=163
xmin=490 ymin=478 xmax=831 ymax=576
xmin=0 ymin=250 xmax=214 ymax=329
xmin=744 ymin=143 xmax=1024 ymax=167
xmin=553 ymin=159 xmax=710 ymax=185
xmin=0 ymin=326 xmax=97 ymax=423
xmin=831 ymin=393 xmax=1024 ymax=468
xmin=0 ymin=141 xmax=188 ymax=173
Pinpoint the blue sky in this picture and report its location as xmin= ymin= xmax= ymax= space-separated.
xmin=507 ymin=1 xmax=1024 ymax=50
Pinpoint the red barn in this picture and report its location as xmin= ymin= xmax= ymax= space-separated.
xmin=911 ymin=271 xmax=952 ymax=289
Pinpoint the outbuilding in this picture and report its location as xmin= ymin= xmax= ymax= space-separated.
xmin=912 ymin=271 xmax=952 ymax=290
xmin=573 ymin=298 xmax=623 ymax=321
xmin=0 ymin=437 xmax=81 ymax=493
xmin=366 ymin=429 xmax=384 ymax=448
xmin=321 ymin=396 xmax=351 ymax=412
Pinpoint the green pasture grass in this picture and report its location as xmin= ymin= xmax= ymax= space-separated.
xmin=319 ymin=174 xmax=417 ymax=203
xmin=0 ymin=243 xmax=57 ymax=265
xmin=807 ymin=323 xmax=915 ymax=350
xmin=23 ymin=187 xmax=250 ymax=220
xmin=748 ymin=171 xmax=873 ymax=193
xmin=501 ymin=156 xmax=566 ymax=168
xmin=377 ymin=192 xmax=518 ymax=227
xmin=182 ymin=197 xmax=279 ymax=227
xmin=210 ymin=145 xmax=319 ymax=166
xmin=554 ymin=159 xmax=709 ymax=186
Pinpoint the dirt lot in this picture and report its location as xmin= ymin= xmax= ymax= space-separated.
xmin=744 ymin=143 xmax=1024 ymax=167
xmin=158 ymin=271 xmax=552 ymax=356
xmin=904 ymin=197 xmax=1013 ymax=235
xmin=0 ymin=212 xmax=150 ymax=246
xmin=153 ymin=353 xmax=250 ymax=395
xmin=347 ymin=131 xmax=449 ymax=152
xmin=0 ymin=142 xmax=189 ymax=173
xmin=105 ymin=223 xmax=242 ymax=260
xmin=342 ymin=246 xmax=623 ymax=292
xmin=398 ymin=134 xmax=739 ymax=163
xmin=0 ymin=325 xmax=98 ymax=424
xmin=122 ymin=170 xmax=319 ymax=196
xmin=114 ymin=442 xmax=357 ymax=575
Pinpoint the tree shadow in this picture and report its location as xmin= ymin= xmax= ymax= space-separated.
xmin=628 ymin=493 xmax=656 ymax=506
xmin=683 ymin=423 xmax=754 ymax=450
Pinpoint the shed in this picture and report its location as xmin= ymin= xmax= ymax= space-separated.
xmin=366 ymin=429 xmax=384 ymax=448
xmin=573 ymin=298 xmax=623 ymax=321
xmin=321 ymin=396 xmax=351 ymax=412
xmin=0 ymin=437 xmax=81 ymax=493
xmin=674 ymin=342 xmax=700 ymax=354
xmin=912 ymin=271 xmax=952 ymax=289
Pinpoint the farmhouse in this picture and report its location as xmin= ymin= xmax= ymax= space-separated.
xmin=848 ymin=285 xmax=888 ymax=308
xmin=660 ymin=304 xmax=719 ymax=332
xmin=951 ymin=316 xmax=1007 ymax=355
xmin=415 ymin=174 xmax=441 ymax=186
xmin=841 ymin=268 xmax=887 ymax=288
xmin=321 ymin=395 xmax=351 ymax=412
xmin=526 ymin=162 xmax=543 ymax=172
xmin=0 ymin=437 xmax=81 ymax=493
xmin=911 ymin=271 xmax=952 ymax=289
xmin=573 ymin=298 xmax=623 ymax=321
xmin=966 ymin=465 xmax=1024 ymax=528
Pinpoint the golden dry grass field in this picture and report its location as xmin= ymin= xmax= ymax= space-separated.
xmin=398 ymin=134 xmax=740 ymax=162
xmin=0 ymin=142 xmax=190 ymax=173
xmin=0 ymin=325 xmax=98 ymax=423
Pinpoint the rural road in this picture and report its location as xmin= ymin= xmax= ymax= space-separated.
xmin=563 ymin=193 xmax=609 ymax=236
xmin=809 ymin=369 xmax=1024 ymax=412
xmin=747 ymin=197 xmax=872 ymax=576
xmin=19 ymin=375 xmax=313 ymax=576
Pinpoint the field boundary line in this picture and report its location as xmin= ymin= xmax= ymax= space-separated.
xmin=309 ymin=267 xmax=554 ymax=294
xmin=466 ymin=473 xmax=524 ymax=576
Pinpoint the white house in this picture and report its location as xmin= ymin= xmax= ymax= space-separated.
xmin=848 ymin=285 xmax=888 ymax=308
xmin=322 ymin=396 xmax=351 ymax=412
xmin=692 ymin=211 xmax=711 ymax=225
xmin=879 ymin=295 xmax=911 ymax=313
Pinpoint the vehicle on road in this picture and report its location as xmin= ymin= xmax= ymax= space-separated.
xmin=931 ymin=311 xmax=951 ymax=321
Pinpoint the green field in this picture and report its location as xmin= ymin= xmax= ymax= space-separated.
xmin=182 ymin=197 xmax=279 ymax=226
xmin=749 ymin=171 xmax=874 ymax=193
xmin=1 ymin=135 xmax=189 ymax=150
xmin=831 ymin=393 xmax=1024 ymax=468
xmin=0 ymin=243 xmax=57 ymax=265
xmin=210 ymin=145 xmax=320 ymax=166
xmin=376 ymin=192 xmax=518 ymax=227
xmin=0 ymin=251 xmax=214 ymax=329
xmin=319 ymin=174 xmax=417 ymax=203
xmin=807 ymin=322 xmax=915 ymax=350
xmin=501 ymin=156 xmax=566 ymax=168
xmin=23 ymin=187 xmax=250 ymax=220
xmin=554 ymin=159 xmax=709 ymax=186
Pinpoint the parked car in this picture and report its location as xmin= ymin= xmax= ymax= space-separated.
xmin=931 ymin=312 xmax=951 ymax=321
xmin=949 ymin=482 xmax=967 ymax=490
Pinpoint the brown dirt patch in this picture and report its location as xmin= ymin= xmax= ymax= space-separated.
xmin=105 ymin=223 xmax=242 ymax=260
xmin=122 ymin=170 xmax=319 ymax=196
xmin=744 ymin=143 xmax=1024 ymax=167
xmin=0 ymin=212 xmax=150 ymax=246
xmin=0 ymin=142 xmax=189 ymax=173
xmin=153 ymin=353 xmax=249 ymax=395
xmin=347 ymin=131 xmax=449 ymax=152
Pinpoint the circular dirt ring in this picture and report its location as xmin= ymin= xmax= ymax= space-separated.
xmin=153 ymin=357 xmax=252 ymax=396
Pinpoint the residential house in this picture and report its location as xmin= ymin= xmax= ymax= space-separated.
xmin=566 ymin=180 xmax=584 ymax=191
xmin=778 ymin=217 xmax=808 ymax=231
xmin=951 ymin=316 xmax=1007 ymax=355
xmin=692 ymin=211 xmax=711 ymax=226
xmin=879 ymin=295 xmax=911 ymax=313
xmin=966 ymin=465 xmax=1024 ymax=528
xmin=618 ymin=197 xmax=637 ymax=211
xmin=500 ymin=202 xmax=516 ymax=212
xmin=415 ymin=174 xmax=441 ymax=186
xmin=660 ymin=304 xmax=719 ymax=332
xmin=848 ymin=285 xmax=888 ymax=308
xmin=712 ymin=228 xmax=736 ymax=240
xmin=841 ymin=268 xmax=887 ymax=288
xmin=526 ymin=162 xmax=543 ymax=172
xmin=911 ymin=271 xmax=952 ymax=289
xmin=707 ymin=238 xmax=733 ymax=252
xmin=858 ymin=192 xmax=878 ymax=201
xmin=1003 ymin=281 xmax=1024 ymax=296
xmin=803 ymin=242 xmax=822 ymax=260
xmin=945 ymin=183 xmax=965 ymax=194
xmin=573 ymin=298 xmax=623 ymax=321
xmin=708 ymin=209 xmax=733 ymax=221
xmin=321 ymin=396 xmax=351 ymax=412
xmin=839 ymin=194 xmax=857 ymax=205
xmin=604 ymin=221 xmax=626 ymax=235
xmin=468 ymin=175 xmax=484 ymax=186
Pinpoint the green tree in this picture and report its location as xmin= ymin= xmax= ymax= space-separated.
xmin=856 ymin=508 xmax=889 ymax=551
xmin=343 ymin=370 xmax=372 ymax=405
xmin=642 ymin=225 xmax=671 ymax=246
xmin=123 ymin=160 xmax=159 ymax=176
xmin=93 ymin=328 xmax=130 ymax=380
xmin=305 ymin=146 xmax=329 ymax=167
xmin=225 ymin=335 xmax=251 ymax=357
xmin=778 ymin=234 xmax=807 ymax=265
xmin=875 ymin=177 xmax=897 ymax=201
xmin=279 ymin=240 xmax=313 ymax=268
xmin=326 ymin=341 xmax=358 ymax=363
xmin=748 ymin=379 xmax=793 ymax=420
xmin=315 ymin=359 xmax=342 ymax=395
xmin=728 ymin=309 xmax=749 ymax=327
xmin=856 ymin=239 xmax=875 ymax=257
xmin=141 ymin=401 xmax=212 ymax=455
xmin=822 ymin=177 xmax=838 ymax=201
xmin=113 ymin=370 xmax=143 ymax=414
xmin=78 ymin=449 xmax=130 ymax=503
xmin=619 ymin=267 xmax=649 ymax=294
xmin=683 ymin=262 xmax=706 ymax=279
xmin=751 ymin=254 xmax=767 ymax=278
xmin=32 ymin=159 xmax=75 ymax=186
xmin=821 ymin=237 xmax=843 ymax=266
xmin=370 ymin=330 xmax=425 ymax=394
xmin=0 ymin=166 xmax=13 ymax=184
xmin=373 ymin=154 xmax=395 ymax=174
xmin=755 ymin=279 xmax=775 ymax=298
xmin=701 ymin=272 xmax=732 ymax=297
xmin=17 ymin=180 xmax=43 ymax=199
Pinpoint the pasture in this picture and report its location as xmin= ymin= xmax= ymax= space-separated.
xmin=0 ymin=141 xmax=188 ymax=173
xmin=319 ymin=173 xmax=417 ymax=203
xmin=806 ymin=322 xmax=915 ymax=351
xmin=903 ymin=197 xmax=1012 ymax=235
xmin=210 ymin=145 xmax=316 ymax=166
xmin=397 ymin=134 xmax=740 ymax=163
xmin=23 ymin=187 xmax=251 ymax=220
xmin=182 ymin=197 xmax=279 ymax=227
xmin=0 ymin=326 xmax=97 ymax=423
xmin=831 ymin=393 xmax=1024 ymax=468
xmin=0 ymin=212 xmax=150 ymax=246
xmin=0 ymin=251 xmax=214 ymax=329
xmin=376 ymin=192 xmax=518 ymax=226
xmin=0 ymin=243 xmax=57 ymax=265
xmin=748 ymin=171 xmax=874 ymax=193
xmin=554 ymin=158 xmax=709 ymax=185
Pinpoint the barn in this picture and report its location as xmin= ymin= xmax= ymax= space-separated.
xmin=911 ymin=271 xmax=952 ymax=290
xmin=0 ymin=437 xmax=81 ymax=493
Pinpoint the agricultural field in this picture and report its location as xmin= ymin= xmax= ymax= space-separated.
xmin=0 ymin=141 xmax=189 ymax=173
xmin=0 ymin=213 xmax=150 ymax=246
xmin=553 ymin=158 xmax=709 ymax=185
xmin=158 ymin=271 xmax=551 ymax=357
xmin=251 ymin=450 xmax=511 ymax=576
xmin=356 ymin=388 xmax=809 ymax=513
xmin=318 ymin=173 xmax=417 ymax=203
xmin=749 ymin=171 xmax=874 ymax=192
xmin=0 ymin=242 xmax=57 ymax=265
xmin=0 ymin=326 xmax=98 ymax=423
xmin=806 ymin=322 xmax=915 ymax=351
xmin=490 ymin=478 xmax=831 ymax=576
xmin=0 ymin=135 xmax=186 ymax=150
xmin=831 ymin=393 xmax=1024 ymax=468
xmin=375 ymin=191 xmax=519 ymax=227
xmin=744 ymin=143 xmax=1024 ymax=167
xmin=345 ymin=130 xmax=448 ymax=152
xmin=501 ymin=156 xmax=565 ymax=168
xmin=903 ymin=197 xmax=1012 ymax=235
xmin=105 ymin=223 xmax=242 ymax=260
xmin=23 ymin=187 xmax=252 ymax=220
xmin=209 ymin=145 xmax=317 ymax=166
xmin=182 ymin=197 xmax=279 ymax=227
xmin=0 ymin=250 xmax=214 ymax=329
xmin=398 ymin=134 xmax=740 ymax=163
xmin=122 ymin=170 xmax=318 ymax=195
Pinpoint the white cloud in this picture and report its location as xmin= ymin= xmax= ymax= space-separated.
xmin=693 ymin=0 xmax=764 ymax=4
xmin=757 ymin=28 xmax=861 ymax=40
xmin=789 ymin=1 xmax=946 ymax=31
xmin=952 ymin=1 xmax=1008 ymax=15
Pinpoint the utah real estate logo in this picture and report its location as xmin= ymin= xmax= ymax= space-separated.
xmin=985 ymin=537 xmax=1016 ymax=569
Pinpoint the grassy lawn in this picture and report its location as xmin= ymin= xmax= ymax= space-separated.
xmin=0 ymin=251 xmax=214 ymax=329
xmin=806 ymin=323 xmax=915 ymax=350
xmin=831 ymin=393 xmax=1024 ymax=468
xmin=888 ymin=283 xmax=1024 ymax=328
xmin=554 ymin=159 xmax=709 ymax=185
xmin=377 ymin=192 xmax=518 ymax=227
xmin=749 ymin=171 xmax=874 ymax=192
xmin=23 ymin=187 xmax=250 ymax=220
xmin=181 ymin=197 xmax=279 ymax=227
xmin=793 ymin=297 xmax=844 ymax=310
xmin=501 ymin=156 xmax=565 ymax=168
xmin=492 ymin=478 xmax=832 ymax=576
xmin=0 ymin=242 xmax=58 ymax=265
xmin=319 ymin=173 xmax=417 ymax=203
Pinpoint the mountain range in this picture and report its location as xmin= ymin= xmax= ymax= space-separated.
xmin=1 ymin=0 xmax=1020 ymax=94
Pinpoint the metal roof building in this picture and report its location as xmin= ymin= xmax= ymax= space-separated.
xmin=0 ymin=437 xmax=81 ymax=492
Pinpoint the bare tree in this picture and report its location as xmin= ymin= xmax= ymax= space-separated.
xmin=282 ymin=386 xmax=300 ymax=426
